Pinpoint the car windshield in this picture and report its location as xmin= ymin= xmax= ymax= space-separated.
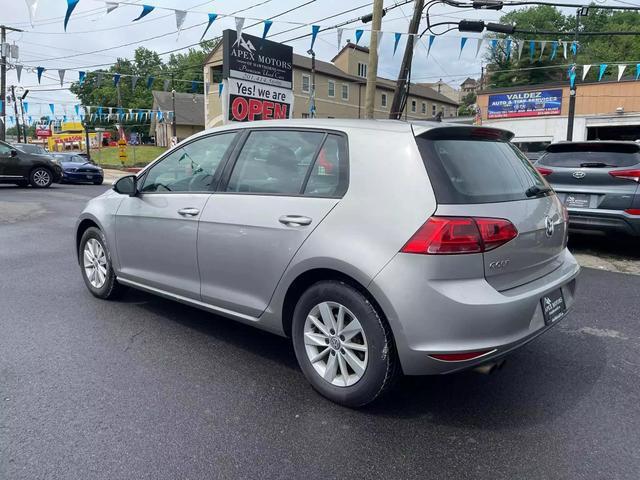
xmin=55 ymin=155 xmax=86 ymax=163
xmin=16 ymin=144 xmax=46 ymax=155
xmin=539 ymin=145 xmax=640 ymax=168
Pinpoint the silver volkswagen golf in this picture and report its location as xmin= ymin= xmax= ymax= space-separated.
xmin=75 ymin=120 xmax=579 ymax=407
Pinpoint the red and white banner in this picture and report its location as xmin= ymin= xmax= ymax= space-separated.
xmin=224 ymin=79 xmax=293 ymax=123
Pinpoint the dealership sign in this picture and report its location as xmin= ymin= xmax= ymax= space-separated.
xmin=222 ymin=29 xmax=293 ymax=123
xmin=487 ymin=89 xmax=563 ymax=119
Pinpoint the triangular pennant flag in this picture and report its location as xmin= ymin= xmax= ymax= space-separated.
xmin=490 ymin=39 xmax=498 ymax=54
xmin=529 ymin=40 xmax=535 ymax=61
xmin=337 ymin=28 xmax=344 ymax=50
xmin=355 ymin=29 xmax=364 ymax=45
xmin=459 ymin=37 xmax=467 ymax=59
xmin=475 ymin=38 xmax=484 ymax=58
xmin=37 ymin=66 xmax=45 ymax=84
xmin=74 ymin=104 xmax=79 ymax=116
xmin=64 ymin=0 xmax=80 ymax=31
xmin=218 ymin=82 xmax=223 ymax=97
xmin=562 ymin=41 xmax=568 ymax=59
xmin=393 ymin=32 xmax=402 ymax=56
xmin=105 ymin=2 xmax=118 ymax=14
xmin=25 ymin=0 xmax=39 ymax=27
xmin=58 ymin=69 xmax=65 ymax=86
xmin=23 ymin=102 xmax=29 ymax=113
xmin=175 ymin=10 xmax=187 ymax=32
xmin=131 ymin=75 xmax=139 ymax=89
xmin=310 ymin=25 xmax=320 ymax=51
xmin=262 ymin=19 xmax=273 ymax=40
xmin=16 ymin=65 xmax=23 ymax=82
xmin=582 ymin=64 xmax=591 ymax=81
xmin=113 ymin=73 xmax=121 ymax=87
xmin=163 ymin=79 xmax=170 ymax=91
xmin=517 ymin=40 xmax=525 ymax=61
xmin=28 ymin=115 xmax=32 ymax=124
xmin=49 ymin=104 xmax=55 ymax=115
xmin=376 ymin=31 xmax=383 ymax=55
xmin=571 ymin=41 xmax=578 ymax=56
xmin=427 ymin=35 xmax=435 ymax=58
xmin=505 ymin=39 xmax=512 ymax=61
xmin=201 ymin=13 xmax=218 ymax=40
xmin=598 ymin=64 xmax=608 ymax=81
xmin=539 ymin=41 xmax=547 ymax=60
xmin=191 ymin=81 xmax=198 ymax=93
xmin=618 ymin=64 xmax=627 ymax=81
xmin=146 ymin=76 xmax=154 ymax=89
xmin=550 ymin=41 xmax=558 ymax=61
xmin=79 ymin=71 xmax=86 ymax=85
xmin=133 ymin=5 xmax=154 ymax=22
xmin=235 ymin=17 xmax=245 ymax=44
xmin=636 ymin=64 xmax=640 ymax=81
xmin=108 ymin=107 xmax=113 ymax=114
xmin=569 ymin=66 xmax=576 ymax=89
xmin=97 ymin=107 xmax=103 ymax=116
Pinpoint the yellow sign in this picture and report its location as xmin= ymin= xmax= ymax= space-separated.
xmin=118 ymin=139 xmax=127 ymax=165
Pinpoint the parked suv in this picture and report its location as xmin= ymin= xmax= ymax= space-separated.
xmin=537 ymin=141 xmax=640 ymax=236
xmin=75 ymin=120 xmax=579 ymax=406
xmin=0 ymin=140 xmax=62 ymax=187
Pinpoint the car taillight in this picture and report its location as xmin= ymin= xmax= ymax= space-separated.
xmin=536 ymin=166 xmax=553 ymax=176
xmin=609 ymin=169 xmax=640 ymax=182
xmin=625 ymin=209 xmax=640 ymax=215
xmin=401 ymin=217 xmax=518 ymax=255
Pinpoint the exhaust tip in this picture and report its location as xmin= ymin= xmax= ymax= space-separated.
xmin=474 ymin=359 xmax=505 ymax=375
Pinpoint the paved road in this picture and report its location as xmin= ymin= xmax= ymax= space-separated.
xmin=1 ymin=184 xmax=639 ymax=480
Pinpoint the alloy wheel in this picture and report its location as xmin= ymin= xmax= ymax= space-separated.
xmin=303 ymin=301 xmax=368 ymax=387
xmin=33 ymin=169 xmax=51 ymax=187
xmin=83 ymin=238 xmax=108 ymax=289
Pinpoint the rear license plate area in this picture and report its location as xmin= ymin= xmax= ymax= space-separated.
xmin=541 ymin=288 xmax=566 ymax=325
xmin=564 ymin=193 xmax=590 ymax=208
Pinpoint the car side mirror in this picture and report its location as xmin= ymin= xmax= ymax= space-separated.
xmin=10 ymin=149 xmax=18 ymax=157
xmin=113 ymin=174 xmax=138 ymax=196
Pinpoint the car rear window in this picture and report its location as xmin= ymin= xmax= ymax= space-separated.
xmin=539 ymin=144 xmax=640 ymax=168
xmin=416 ymin=130 xmax=547 ymax=204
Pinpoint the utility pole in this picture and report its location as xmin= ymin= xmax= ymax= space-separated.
xmin=566 ymin=8 xmax=581 ymax=141
xmin=10 ymin=85 xmax=21 ymax=142
xmin=307 ymin=48 xmax=316 ymax=118
xmin=171 ymin=73 xmax=177 ymax=143
xmin=19 ymin=89 xmax=28 ymax=140
xmin=1 ymin=25 xmax=23 ymax=141
xmin=364 ymin=0 xmax=384 ymax=119
xmin=389 ymin=0 xmax=424 ymax=120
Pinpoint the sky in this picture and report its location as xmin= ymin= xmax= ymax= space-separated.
xmin=1 ymin=0 xmax=622 ymax=118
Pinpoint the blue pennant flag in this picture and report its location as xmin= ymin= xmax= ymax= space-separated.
xmin=598 ymin=64 xmax=608 ymax=81
xmin=529 ymin=40 xmax=535 ymax=61
xmin=262 ymin=19 xmax=273 ymax=40
xmin=28 ymin=116 xmax=32 ymax=124
xmin=63 ymin=115 xmax=67 ymax=122
xmin=459 ymin=37 xmax=467 ymax=58
xmin=158 ymin=111 xmax=164 ymax=121
xmin=37 ymin=67 xmax=45 ymax=84
xmin=636 ymin=64 xmax=640 ymax=81
xmin=550 ymin=41 xmax=558 ymax=61
xmin=49 ymin=104 xmax=55 ymax=115
xmin=427 ymin=35 xmax=435 ymax=58
xmin=64 ymin=0 xmax=80 ymax=31
xmin=505 ymin=39 xmax=512 ymax=61
xmin=23 ymin=102 xmax=29 ymax=113
xmin=310 ymin=25 xmax=320 ymax=51
xmin=133 ymin=5 xmax=154 ymax=22
xmin=201 ymin=13 xmax=218 ymax=40
xmin=355 ymin=29 xmax=364 ymax=45
xmin=74 ymin=105 xmax=79 ymax=116
xmin=490 ymin=39 xmax=498 ymax=53
xmin=113 ymin=73 xmax=121 ymax=87
xmin=79 ymin=71 xmax=86 ymax=85
xmin=118 ymin=108 xmax=124 ymax=120
xmin=97 ymin=107 xmax=103 ymax=116
xmin=393 ymin=32 xmax=402 ymax=56
xmin=218 ymin=82 xmax=223 ymax=97
xmin=569 ymin=66 xmax=576 ymax=88
xmin=146 ymin=76 xmax=155 ymax=89
xmin=191 ymin=81 xmax=198 ymax=93
xmin=571 ymin=41 xmax=578 ymax=56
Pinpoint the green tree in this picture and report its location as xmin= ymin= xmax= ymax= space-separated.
xmin=458 ymin=92 xmax=477 ymax=116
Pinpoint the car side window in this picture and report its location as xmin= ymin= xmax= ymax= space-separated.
xmin=0 ymin=142 xmax=12 ymax=156
xmin=141 ymin=132 xmax=236 ymax=193
xmin=303 ymin=134 xmax=349 ymax=198
xmin=226 ymin=130 xmax=325 ymax=195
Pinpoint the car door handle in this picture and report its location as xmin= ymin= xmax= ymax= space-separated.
xmin=279 ymin=215 xmax=312 ymax=227
xmin=177 ymin=207 xmax=200 ymax=217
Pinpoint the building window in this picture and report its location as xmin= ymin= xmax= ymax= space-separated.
xmin=301 ymin=74 xmax=310 ymax=93
xmin=432 ymin=104 xmax=436 ymax=116
xmin=328 ymin=80 xmax=335 ymax=98
xmin=381 ymin=93 xmax=387 ymax=108
xmin=357 ymin=62 xmax=367 ymax=78
xmin=421 ymin=102 xmax=426 ymax=114
xmin=341 ymin=84 xmax=349 ymax=101
xmin=411 ymin=100 xmax=417 ymax=113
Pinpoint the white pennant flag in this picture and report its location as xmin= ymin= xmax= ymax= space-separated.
xmin=25 ymin=0 xmax=39 ymax=27
xmin=106 ymin=2 xmax=118 ymax=14
xmin=337 ymin=28 xmax=344 ymax=50
xmin=475 ymin=38 xmax=484 ymax=58
xmin=58 ymin=69 xmax=65 ymax=86
xmin=539 ymin=41 xmax=547 ymax=59
xmin=517 ymin=40 xmax=525 ymax=61
xmin=108 ymin=107 xmax=113 ymax=114
xmin=234 ymin=17 xmax=245 ymax=46
xmin=582 ymin=64 xmax=591 ymax=81
xmin=562 ymin=41 xmax=567 ymax=59
xmin=131 ymin=75 xmax=139 ymax=89
xmin=16 ymin=64 xmax=23 ymax=82
xmin=376 ymin=31 xmax=384 ymax=55
xmin=618 ymin=64 xmax=627 ymax=81
xmin=175 ymin=10 xmax=187 ymax=39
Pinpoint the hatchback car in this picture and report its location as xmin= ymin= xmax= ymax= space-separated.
xmin=537 ymin=141 xmax=640 ymax=236
xmin=0 ymin=140 xmax=62 ymax=187
xmin=53 ymin=153 xmax=104 ymax=185
xmin=75 ymin=120 xmax=579 ymax=407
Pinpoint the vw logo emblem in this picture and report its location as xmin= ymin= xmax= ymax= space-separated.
xmin=572 ymin=171 xmax=586 ymax=179
xmin=545 ymin=216 xmax=555 ymax=237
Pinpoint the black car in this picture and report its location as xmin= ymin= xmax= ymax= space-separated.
xmin=0 ymin=140 xmax=62 ymax=188
xmin=52 ymin=153 xmax=104 ymax=185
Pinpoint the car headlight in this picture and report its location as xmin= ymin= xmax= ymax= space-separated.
xmin=67 ymin=168 xmax=77 ymax=173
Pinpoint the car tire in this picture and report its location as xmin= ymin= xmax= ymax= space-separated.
xmin=79 ymin=227 xmax=127 ymax=300
xmin=29 ymin=167 xmax=53 ymax=188
xmin=292 ymin=280 xmax=398 ymax=407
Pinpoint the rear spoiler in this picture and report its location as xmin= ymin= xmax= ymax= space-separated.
xmin=412 ymin=124 xmax=514 ymax=142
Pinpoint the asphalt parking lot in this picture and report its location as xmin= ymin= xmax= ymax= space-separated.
xmin=1 ymin=183 xmax=639 ymax=480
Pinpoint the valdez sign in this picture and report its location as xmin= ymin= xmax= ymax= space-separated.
xmin=487 ymin=89 xmax=562 ymax=119
xmin=221 ymin=29 xmax=293 ymax=123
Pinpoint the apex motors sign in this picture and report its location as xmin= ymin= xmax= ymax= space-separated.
xmin=222 ymin=29 xmax=293 ymax=123
xmin=487 ymin=89 xmax=563 ymax=119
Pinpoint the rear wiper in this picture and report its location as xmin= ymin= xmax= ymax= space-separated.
xmin=525 ymin=185 xmax=552 ymax=197
xmin=579 ymin=162 xmax=612 ymax=168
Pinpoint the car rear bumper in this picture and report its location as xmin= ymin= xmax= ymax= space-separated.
xmin=368 ymin=248 xmax=580 ymax=375
xmin=567 ymin=208 xmax=640 ymax=236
